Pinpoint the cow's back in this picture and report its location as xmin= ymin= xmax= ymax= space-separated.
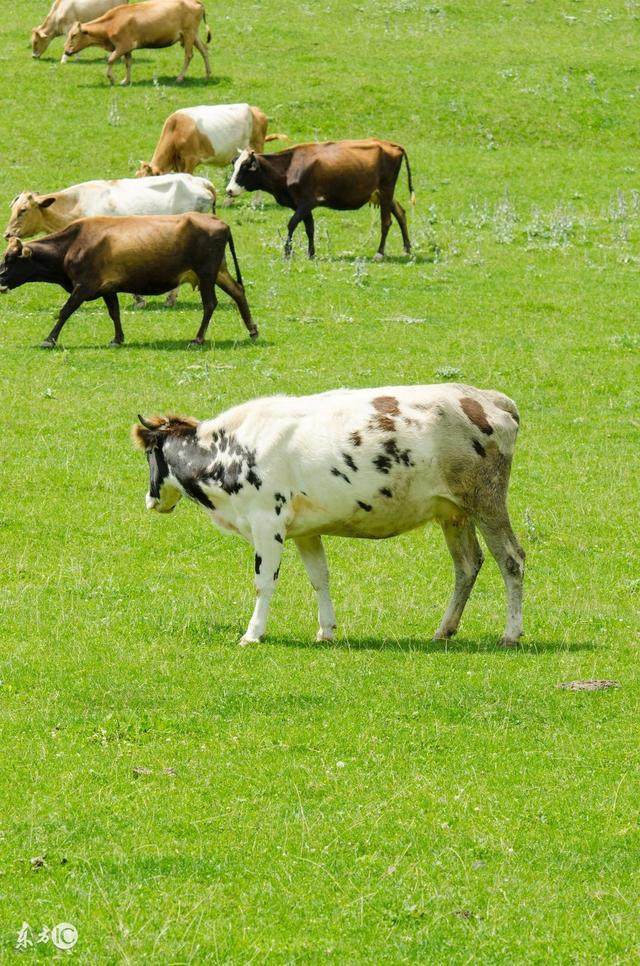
xmin=177 ymin=105 xmax=253 ymax=163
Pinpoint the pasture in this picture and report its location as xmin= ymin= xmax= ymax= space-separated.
xmin=0 ymin=0 xmax=639 ymax=960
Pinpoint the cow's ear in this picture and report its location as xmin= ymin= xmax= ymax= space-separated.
xmin=37 ymin=197 xmax=56 ymax=209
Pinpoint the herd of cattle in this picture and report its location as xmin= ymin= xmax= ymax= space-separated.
xmin=3 ymin=0 xmax=525 ymax=645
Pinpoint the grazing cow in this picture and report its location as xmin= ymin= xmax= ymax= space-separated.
xmin=226 ymin=138 xmax=415 ymax=259
xmin=64 ymin=0 xmax=211 ymax=85
xmin=4 ymin=174 xmax=217 ymax=308
xmin=0 ymin=214 xmax=257 ymax=347
xmin=136 ymin=103 xmax=288 ymax=177
xmin=132 ymin=385 xmax=525 ymax=647
xmin=31 ymin=0 xmax=127 ymax=62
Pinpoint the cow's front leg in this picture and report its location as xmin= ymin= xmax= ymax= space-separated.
xmin=303 ymin=212 xmax=315 ymax=258
xmin=41 ymin=285 xmax=89 ymax=348
xmin=284 ymin=205 xmax=309 ymax=258
xmin=240 ymin=516 xmax=284 ymax=646
xmin=106 ymin=49 xmax=123 ymax=85
xmin=295 ymin=535 xmax=336 ymax=641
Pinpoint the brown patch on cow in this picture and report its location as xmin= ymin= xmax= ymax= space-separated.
xmin=349 ymin=431 xmax=362 ymax=447
xmin=372 ymin=395 xmax=401 ymax=416
xmin=371 ymin=414 xmax=396 ymax=433
xmin=460 ymin=397 xmax=493 ymax=435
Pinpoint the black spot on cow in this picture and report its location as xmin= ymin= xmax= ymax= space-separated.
xmin=383 ymin=438 xmax=413 ymax=467
xmin=379 ymin=486 xmax=393 ymax=498
xmin=331 ymin=467 xmax=351 ymax=484
xmin=246 ymin=469 xmax=262 ymax=490
xmin=472 ymin=439 xmax=486 ymax=458
xmin=254 ymin=554 xmax=262 ymax=575
xmin=273 ymin=566 xmax=280 ymax=581
xmin=342 ymin=452 xmax=358 ymax=472
xmin=275 ymin=492 xmax=287 ymax=503
xmin=357 ymin=500 xmax=372 ymax=512
xmin=373 ymin=454 xmax=392 ymax=474
xmin=178 ymin=475 xmax=215 ymax=509
xmin=274 ymin=533 xmax=283 ymax=543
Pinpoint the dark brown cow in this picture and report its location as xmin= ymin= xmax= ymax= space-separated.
xmin=64 ymin=0 xmax=211 ymax=85
xmin=226 ymin=138 xmax=415 ymax=259
xmin=0 ymin=214 xmax=257 ymax=347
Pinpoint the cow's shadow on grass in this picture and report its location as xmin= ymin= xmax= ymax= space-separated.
xmin=327 ymin=252 xmax=436 ymax=266
xmin=78 ymin=74 xmax=231 ymax=89
xmin=264 ymin=633 xmax=595 ymax=655
xmin=44 ymin=337 xmax=272 ymax=351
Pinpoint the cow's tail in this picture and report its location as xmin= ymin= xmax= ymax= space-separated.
xmin=226 ymin=228 xmax=244 ymax=288
xmin=401 ymin=148 xmax=416 ymax=206
xmin=200 ymin=4 xmax=211 ymax=42
xmin=265 ymin=133 xmax=289 ymax=143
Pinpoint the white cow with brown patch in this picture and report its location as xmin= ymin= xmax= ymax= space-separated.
xmin=132 ymin=384 xmax=525 ymax=648
xmin=31 ymin=0 xmax=127 ymax=61
xmin=136 ymin=103 xmax=288 ymax=177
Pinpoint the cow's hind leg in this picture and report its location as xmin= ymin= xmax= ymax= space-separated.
xmin=373 ymin=196 xmax=393 ymax=261
xmin=190 ymin=276 xmax=217 ymax=344
xmin=41 ymin=285 xmax=89 ymax=348
xmin=240 ymin=515 xmax=285 ymax=645
xmin=103 ymin=293 xmax=124 ymax=346
xmin=391 ymin=198 xmax=411 ymax=254
xmin=194 ymin=35 xmax=211 ymax=78
xmin=477 ymin=516 xmax=525 ymax=647
xmin=434 ymin=520 xmax=484 ymax=641
xmin=215 ymin=264 xmax=258 ymax=339
xmin=295 ymin=536 xmax=337 ymax=642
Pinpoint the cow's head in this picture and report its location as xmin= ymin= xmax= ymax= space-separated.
xmin=131 ymin=414 xmax=199 ymax=513
xmin=0 ymin=237 xmax=37 ymax=293
xmin=64 ymin=22 xmax=92 ymax=56
xmin=30 ymin=27 xmax=50 ymax=58
xmin=226 ymin=150 xmax=261 ymax=197
xmin=4 ymin=192 xmax=55 ymax=239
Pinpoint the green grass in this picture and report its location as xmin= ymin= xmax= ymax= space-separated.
xmin=1 ymin=0 xmax=639 ymax=960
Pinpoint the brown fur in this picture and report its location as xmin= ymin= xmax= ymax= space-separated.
xmin=132 ymin=413 xmax=197 ymax=450
xmin=460 ymin=397 xmax=493 ymax=435
xmin=372 ymin=395 xmax=401 ymax=416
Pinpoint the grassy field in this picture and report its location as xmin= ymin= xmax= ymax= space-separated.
xmin=1 ymin=0 xmax=639 ymax=960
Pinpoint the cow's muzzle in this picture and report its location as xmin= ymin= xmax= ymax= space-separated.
xmin=0 ymin=285 xmax=9 ymax=294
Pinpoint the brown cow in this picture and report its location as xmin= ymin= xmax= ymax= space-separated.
xmin=64 ymin=0 xmax=211 ymax=86
xmin=0 ymin=214 xmax=257 ymax=348
xmin=226 ymin=139 xmax=415 ymax=260
xmin=136 ymin=103 xmax=288 ymax=178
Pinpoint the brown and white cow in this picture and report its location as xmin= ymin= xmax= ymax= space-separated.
xmin=132 ymin=385 xmax=525 ymax=647
xmin=226 ymin=138 xmax=415 ymax=259
xmin=64 ymin=0 xmax=211 ymax=85
xmin=0 ymin=214 xmax=257 ymax=347
xmin=136 ymin=104 xmax=288 ymax=178
xmin=31 ymin=0 xmax=127 ymax=61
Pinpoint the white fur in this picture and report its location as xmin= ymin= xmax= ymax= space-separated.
xmin=176 ymin=104 xmax=254 ymax=166
xmin=226 ymin=149 xmax=251 ymax=197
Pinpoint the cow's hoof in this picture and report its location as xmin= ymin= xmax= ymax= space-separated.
xmin=249 ymin=329 xmax=259 ymax=341
xmin=120 ymin=79 xmax=130 ymax=87
xmin=373 ymin=252 xmax=385 ymax=263
xmin=176 ymin=76 xmax=184 ymax=84
xmin=132 ymin=298 xmax=146 ymax=310
xmin=40 ymin=339 xmax=56 ymax=349
xmin=433 ymin=627 xmax=456 ymax=641
xmin=188 ymin=339 xmax=204 ymax=348
xmin=239 ymin=635 xmax=260 ymax=647
xmin=108 ymin=339 xmax=123 ymax=348
xmin=499 ymin=635 xmax=522 ymax=648
xmin=316 ymin=628 xmax=336 ymax=643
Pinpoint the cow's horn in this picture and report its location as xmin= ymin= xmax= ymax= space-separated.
xmin=138 ymin=414 xmax=157 ymax=429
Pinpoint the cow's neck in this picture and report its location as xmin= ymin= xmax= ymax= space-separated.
xmin=29 ymin=238 xmax=68 ymax=284
xmin=256 ymin=154 xmax=290 ymax=201
xmin=165 ymin=426 xmax=262 ymax=504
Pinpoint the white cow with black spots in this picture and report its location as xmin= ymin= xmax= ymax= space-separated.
xmin=132 ymin=384 xmax=525 ymax=647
